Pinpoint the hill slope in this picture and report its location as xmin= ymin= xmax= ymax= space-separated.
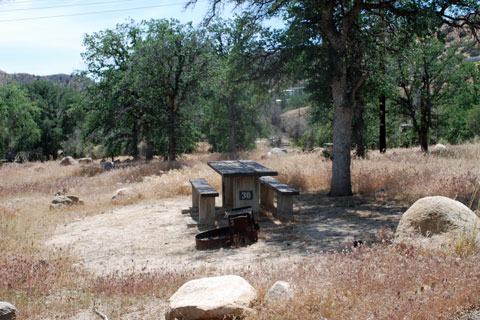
xmin=0 ymin=69 xmax=89 ymax=89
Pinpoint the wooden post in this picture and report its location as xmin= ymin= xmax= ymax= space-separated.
xmin=276 ymin=195 xmax=293 ymax=219
xmin=222 ymin=176 xmax=233 ymax=209
xmin=260 ymin=184 xmax=275 ymax=209
xmin=192 ymin=186 xmax=199 ymax=208
xmin=199 ymin=196 xmax=215 ymax=224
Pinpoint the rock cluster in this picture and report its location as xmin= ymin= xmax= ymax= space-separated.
xmin=50 ymin=195 xmax=84 ymax=210
xmin=166 ymin=276 xmax=295 ymax=320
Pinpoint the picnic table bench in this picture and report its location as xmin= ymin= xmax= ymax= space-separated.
xmin=259 ymin=176 xmax=299 ymax=219
xmin=189 ymin=178 xmax=218 ymax=224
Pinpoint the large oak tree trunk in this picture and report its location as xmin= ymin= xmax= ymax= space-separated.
xmin=330 ymin=71 xmax=354 ymax=197
xmin=419 ymin=128 xmax=428 ymax=152
xmin=145 ymin=140 xmax=154 ymax=161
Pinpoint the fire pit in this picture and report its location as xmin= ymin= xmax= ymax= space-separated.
xmin=195 ymin=206 xmax=259 ymax=250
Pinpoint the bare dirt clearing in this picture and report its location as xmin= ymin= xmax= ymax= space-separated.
xmin=47 ymin=194 xmax=406 ymax=275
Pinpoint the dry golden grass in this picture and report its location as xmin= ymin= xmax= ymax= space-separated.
xmin=1 ymin=143 xmax=480 ymax=319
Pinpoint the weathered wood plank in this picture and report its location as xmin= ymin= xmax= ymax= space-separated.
xmin=208 ymin=160 xmax=277 ymax=177
xmin=238 ymin=160 xmax=278 ymax=176
xmin=189 ymin=178 xmax=219 ymax=197
xmin=259 ymin=176 xmax=299 ymax=195
xmin=208 ymin=161 xmax=255 ymax=176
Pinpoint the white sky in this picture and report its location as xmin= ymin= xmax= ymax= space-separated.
xmin=0 ymin=0 xmax=282 ymax=76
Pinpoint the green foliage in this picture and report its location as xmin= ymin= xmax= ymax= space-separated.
xmin=389 ymin=35 xmax=477 ymax=150
xmin=130 ymin=19 xmax=210 ymax=160
xmin=297 ymin=122 xmax=332 ymax=150
xmin=467 ymin=105 xmax=480 ymax=136
xmin=202 ymin=15 xmax=272 ymax=153
xmin=22 ymin=80 xmax=86 ymax=159
xmin=82 ymin=20 xmax=143 ymax=159
xmin=0 ymin=82 xmax=41 ymax=158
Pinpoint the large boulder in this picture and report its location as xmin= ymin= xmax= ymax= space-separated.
xmin=394 ymin=196 xmax=480 ymax=251
xmin=0 ymin=301 xmax=17 ymax=320
xmin=166 ymin=275 xmax=257 ymax=320
xmin=59 ymin=156 xmax=76 ymax=166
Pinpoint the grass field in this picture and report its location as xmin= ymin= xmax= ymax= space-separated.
xmin=1 ymin=143 xmax=480 ymax=319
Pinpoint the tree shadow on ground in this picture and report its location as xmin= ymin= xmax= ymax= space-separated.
xmin=253 ymin=192 xmax=408 ymax=256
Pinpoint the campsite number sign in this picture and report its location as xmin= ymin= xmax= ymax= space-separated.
xmin=239 ymin=191 xmax=253 ymax=201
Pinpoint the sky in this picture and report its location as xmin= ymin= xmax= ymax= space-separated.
xmin=0 ymin=0 xmax=283 ymax=76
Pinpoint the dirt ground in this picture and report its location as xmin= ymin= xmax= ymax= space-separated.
xmin=46 ymin=193 xmax=407 ymax=276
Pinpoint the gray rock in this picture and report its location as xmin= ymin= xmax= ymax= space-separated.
xmin=59 ymin=156 xmax=76 ymax=166
xmin=50 ymin=195 xmax=84 ymax=209
xmin=102 ymin=161 xmax=115 ymax=170
xmin=111 ymin=187 xmax=139 ymax=201
xmin=264 ymin=281 xmax=293 ymax=304
xmin=166 ymin=275 xmax=257 ymax=320
xmin=394 ymin=196 xmax=480 ymax=251
xmin=0 ymin=301 xmax=17 ymax=320
xmin=271 ymin=147 xmax=288 ymax=154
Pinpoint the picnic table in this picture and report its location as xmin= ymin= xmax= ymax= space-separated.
xmin=207 ymin=160 xmax=277 ymax=214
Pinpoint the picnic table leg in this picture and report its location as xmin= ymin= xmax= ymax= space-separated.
xmin=276 ymin=195 xmax=294 ymax=219
xmin=260 ymin=184 xmax=275 ymax=210
xmin=191 ymin=186 xmax=199 ymax=209
xmin=199 ymin=196 xmax=215 ymax=224
xmin=222 ymin=176 xmax=234 ymax=208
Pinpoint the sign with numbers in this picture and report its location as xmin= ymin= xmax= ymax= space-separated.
xmin=239 ymin=190 xmax=253 ymax=201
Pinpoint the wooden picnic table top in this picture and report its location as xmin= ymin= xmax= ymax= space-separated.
xmin=207 ymin=160 xmax=278 ymax=177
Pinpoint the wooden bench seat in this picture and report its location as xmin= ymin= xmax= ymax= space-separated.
xmin=189 ymin=178 xmax=219 ymax=224
xmin=259 ymin=176 xmax=299 ymax=219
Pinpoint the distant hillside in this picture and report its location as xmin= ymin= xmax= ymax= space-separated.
xmin=0 ymin=69 xmax=90 ymax=89
xmin=443 ymin=26 xmax=480 ymax=58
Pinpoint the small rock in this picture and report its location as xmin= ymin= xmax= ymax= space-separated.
xmin=0 ymin=301 xmax=17 ymax=320
xmin=50 ymin=195 xmax=83 ymax=209
xmin=271 ymin=147 xmax=288 ymax=154
xmin=166 ymin=275 xmax=257 ymax=320
xmin=59 ymin=156 xmax=76 ymax=166
xmin=264 ymin=281 xmax=293 ymax=304
xmin=102 ymin=161 xmax=115 ymax=171
xmin=78 ymin=157 xmax=93 ymax=164
xmin=111 ymin=188 xmax=137 ymax=201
